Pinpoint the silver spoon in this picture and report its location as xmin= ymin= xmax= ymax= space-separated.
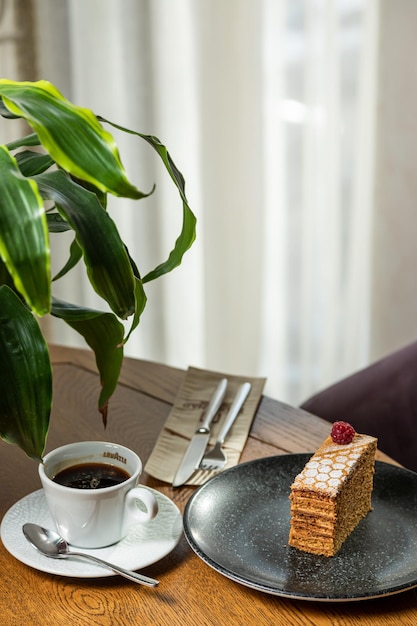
xmin=22 ymin=523 xmax=159 ymax=587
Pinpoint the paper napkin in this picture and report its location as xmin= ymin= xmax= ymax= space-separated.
xmin=145 ymin=366 xmax=266 ymax=486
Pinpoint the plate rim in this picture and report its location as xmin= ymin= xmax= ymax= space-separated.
xmin=183 ymin=453 xmax=417 ymax=602
xmin=1 ymin=487 xmax=183 ymax=578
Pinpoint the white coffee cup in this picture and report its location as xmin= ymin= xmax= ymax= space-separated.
xmin=39 ymin=441 xmax=158 ymax=548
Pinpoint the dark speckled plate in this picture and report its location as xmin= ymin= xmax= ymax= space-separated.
xmin=183 ymin=454 xmax=417 ymax=601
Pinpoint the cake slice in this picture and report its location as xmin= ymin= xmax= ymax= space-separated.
xmin=288 ymin=421 xmax=377 ymax=557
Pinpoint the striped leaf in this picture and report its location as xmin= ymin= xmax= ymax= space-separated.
xmin=35 ymin=169 xmax=136 ymax=319
xmin=0 ymin=286 xmax=52 ymax=461
xmin=99 ymin=117 xmax=197 ymax=283
xmin=0 ymin=79 xmax=143 ymax=199
xmin=0 ymin=146 xmax=50 ymax=315
xmin=51 ymin=298 xmax=125 ymax=424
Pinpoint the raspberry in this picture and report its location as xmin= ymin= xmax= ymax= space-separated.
xmin=330 ymin=421 xmax=356 ymax=445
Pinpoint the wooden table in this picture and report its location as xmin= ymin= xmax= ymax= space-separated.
xmin=1 ymin=345 xmax=416 ymax=626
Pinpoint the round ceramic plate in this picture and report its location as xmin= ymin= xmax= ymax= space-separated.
xmin=1 ymin=488 xmax=182 ymax=578
xmin=183 ymin=454 xmax=417 ymax=601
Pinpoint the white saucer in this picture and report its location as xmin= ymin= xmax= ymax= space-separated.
xmin=0 ymin=488 xmax=183 ymax=578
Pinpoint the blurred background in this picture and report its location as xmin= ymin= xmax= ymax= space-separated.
xmin=1 ymin=0 xmax=416 ymax=407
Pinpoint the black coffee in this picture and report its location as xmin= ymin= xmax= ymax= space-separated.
xmin=53 ymin=462 xmax=130 ymax=489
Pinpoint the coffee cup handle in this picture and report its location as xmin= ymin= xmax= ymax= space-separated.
xmin=124 ymin=487 xmax=158 ymax=527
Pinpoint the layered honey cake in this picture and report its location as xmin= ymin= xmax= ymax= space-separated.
xmin=288 ymin=421 xmax=377 ymax=557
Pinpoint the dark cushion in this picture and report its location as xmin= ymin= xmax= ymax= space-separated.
xmin=300 ymin=340 xmax=417 ymax=472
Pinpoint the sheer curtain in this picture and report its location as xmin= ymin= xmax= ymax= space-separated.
xmin=1 ymin=0 xmax=396 ymax=406
xmin=258 ymin=0 xmax=379 ymax=402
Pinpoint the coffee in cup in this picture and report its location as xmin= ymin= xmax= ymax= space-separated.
xmin=52 ymin=462 xmax=130 ymax=489
xmin=39 ymin=441 xmax=158 ymax=548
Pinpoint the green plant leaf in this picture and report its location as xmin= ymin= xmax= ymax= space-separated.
xmin=52 ymin=237 xmax=83 ymax=280
xmin=98 ymin=118 xmax=197 ymax=283
xmin=15 ymin=150 xmax=54 ymax=176
xmin=0 ymin=97 xmax=19 ymax=118
xmin=51 ymin=298 xmax=125 ymax=424
xmin=46 ymin=212 xmax=72 ymax=233
xmin=124 ymin=277 xmax=147 ymax=344
xmin=0 ymin=145 xmax=51 ymax=315
xmin=0 ymin=257 xmax=13 ymax=287
xmin=34 ymin=169 xmax=136 ymax=319
xmin=0 ymin=79 xmax=144 ymax=199
xmin=6 ymin=132 xmax=41 ymax=150
xmin=0 ymin=286 xmax=52 ymax=460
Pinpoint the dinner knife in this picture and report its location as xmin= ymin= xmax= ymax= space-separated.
xmin=172 ymin=378 xmax=228 ymax=487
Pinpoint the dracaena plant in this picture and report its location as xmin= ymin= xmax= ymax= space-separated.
xmin=0 ymin=79 xmax=196 ymax=461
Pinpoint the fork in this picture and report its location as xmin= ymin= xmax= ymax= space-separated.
xmin=199 ymin=382 xmax=252 ymax=471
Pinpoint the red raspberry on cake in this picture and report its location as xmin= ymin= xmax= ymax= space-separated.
xmin=331 ymin=421 xmax=356 ymax=445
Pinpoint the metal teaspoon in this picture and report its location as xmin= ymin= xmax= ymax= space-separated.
xmin=22 ymin=523 xmax=159 ymax=587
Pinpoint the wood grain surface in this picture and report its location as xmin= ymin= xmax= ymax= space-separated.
xmin=0 ymin=345 xmax=416 ymax=626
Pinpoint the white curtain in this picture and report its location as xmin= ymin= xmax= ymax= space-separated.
xmin=4 ymin=0 xmax=413 ymax=406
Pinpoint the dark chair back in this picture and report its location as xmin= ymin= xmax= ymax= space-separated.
xmin=300 ymin=341 xmax=417 ymax=472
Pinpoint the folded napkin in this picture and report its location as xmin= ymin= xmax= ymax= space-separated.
xmin=145 ymin=366 xmax=266 ymax=486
